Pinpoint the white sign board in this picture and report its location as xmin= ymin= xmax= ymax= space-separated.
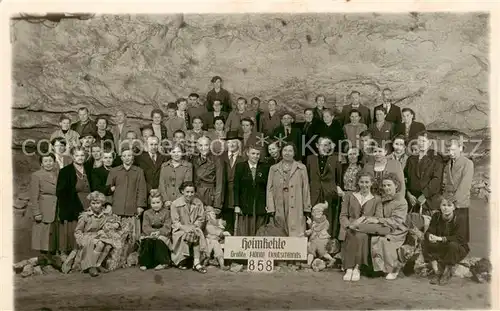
xmin=224 ymin=236 xmax=308 ymax=272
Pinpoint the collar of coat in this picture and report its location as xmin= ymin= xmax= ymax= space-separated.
xmin=164 ymin=159 xmax=190 ymax=168
xmin=276 ymin=160 xmax=303 ymax=174
xmin=117 ymin=164 xmax=139 ymax=171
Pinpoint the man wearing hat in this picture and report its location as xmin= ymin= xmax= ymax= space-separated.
xmin=220 ymin=130 xmax=245 ymax=234
xmin=272 ymin=110 xmax=302 ymax=161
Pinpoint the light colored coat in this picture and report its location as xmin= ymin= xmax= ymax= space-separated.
xmin=158 ymin=160 xmax=193 ymax=203
xmin=442 ymin=155 xmax=474 ymax=208
xmin=170 ymin=197 xmax=207 ymax=265
xmin=29 ymin=169 xmax=58 ymax=251
xmin=50 ymin=129 xmax=81 ymax=152
xmin=371 ymin=196 xmax=408 ymax=273
xmin=266 ymin=161 xmax=312 ymax=237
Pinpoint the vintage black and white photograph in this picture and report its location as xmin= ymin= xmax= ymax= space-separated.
xmin=9 ymin=8 xmax=493 ymax=310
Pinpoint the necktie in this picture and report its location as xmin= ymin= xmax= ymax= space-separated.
xmin=250 ymin=166 xmax=256 ymax=180
xmin=151 ymin=153 xmax=156 ymax=162
xmin=230 ymin=154 xmax=235 ymax=167
xmin=451 ymin=160 xmax=454 ymax=170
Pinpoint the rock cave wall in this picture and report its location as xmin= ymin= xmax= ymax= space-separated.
xmin=11 ymin=13 xmax=489 ymax=148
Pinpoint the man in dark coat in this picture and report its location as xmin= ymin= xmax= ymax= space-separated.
xmin=404 ymin=131 xmax=444 ymax=214
xmin=373 ymin=88 xmax=402 ymax=125
xmin=306 ymin=137 xmax=342 ymax=237
xmin=272 ymin=111 xmax=302 ymax=161
xmin=206 ymin=76 xmax=232 ymax=113
xmin=71 ymin=107 xmax=97 ymax=137
xmin=233 ymin=144 xmax=269 ymax=236
xmin=220 ymin=131 xmax=245 ymax=234
xmin=134 ymin=136 xmax=168 ymax=194
xmin=318 ymin=108 xmax=345 ymax=153
xmin=298 ymin=108 xmax=321 ymax=163
xmin=340 ymin=91 xmax=371 ymax=126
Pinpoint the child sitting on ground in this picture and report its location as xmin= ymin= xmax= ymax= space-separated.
xmin=73 ymin=191 xmax=119 ymax=277
xmin=306 ymin=202 xmax=335 ymax=268
xmin=203 ymin=206 xmax=230 ymax=270
xmin=139 ymin=189 xmax=172 ymax=271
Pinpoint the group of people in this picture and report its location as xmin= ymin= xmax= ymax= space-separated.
xmin=28 ymin=76 xmax=474 ymax=285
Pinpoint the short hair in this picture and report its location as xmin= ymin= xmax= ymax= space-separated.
xmin=179 ymin=181 xmax=196 ymax=193
xmin=416 ymin=130 xmax=431 ymax=139
xmin=211 ymin=76 xmax=222 ymax=83
xmin=267 ymin=139 xmax=281 ymax=150
xmin=176 ymin=97 xmax=187 ymax=105
xmin=166 ymin=102 xmax=177 ymax=110
xmin=374 ymin=106 xmax=387 ymax=115
xmin=150 ymin=108 xmax=164 ymax=119
xmin=360 ymin=130 xmax=372 ymax=138
xmin=95 ymin=115 xmax=108 ymax=125
xmin=347 ymin=147 xmax=362 ymax=163
xmin=212 ymin=99 xmax=222 ymax=105
xmin=87 ymin=191 xmax=106 ymax=203
xmin=126 ymin=130 xmax=138 ymax=138
xmin=401 ymin=108 xmax=416 ymax=120
xmin=59 ymin=115 xmax=71 ymax=123
xmin=169 ymin=142 xmax=186 ymax=154
xmin=51 ymin=137 xmax=67 ymax=146
xmin=246 ymin=144 xmax=263 ymax=154
xmin=356 ymin=170 xmax=375 ymax=184
xmin=315 ymin=94 xmax=325 ymax=102
xmin=382 ymin=87 xmax=392 ymax=93
xmin=350 ymin=90 xmax=360 ymax=96
xmin=303 ymin=108 xmax=314 ymax=114
xmin=251 ymin=97 xmax=261 ymax=104
xmin=268 ymin=99 xmax=277 ymax=105
xmin=147 ymin=135 xmax=160 ymax=144
xmin=39 ymin=152 xmax=56 ymax=164
xmin=349 ymin=109 xmax=361 ymax=117
xmin=173 ymin=130 xmax=185 ymax=137
xmin=188 ymin=93 xmax=200 ymax=98
xmin=240 ymin=117 xmax=254 ymax=127
xmin=78 ymin=107 xmax=89 ymax=114
xmin=392 ymin=135 xmax=406 ymax=144
xmin=438 ymin=193 xmax=458 ymax=207
xmin=280 ymin=142 xmax=297 ymax=157
xmin=317 ymin=136 xmax=334 ymax=146
xmin=70 ymin=146 xmax=86 ymax=156
xmin=213 ymin=116 xmax=226 ymax=125
xmin=149 ymin=189 xmax=162 ymax=204
xmin=322 ymin=108 xmax=334 ymax=116
xmin=378 ymin=141 xmax=393 ymax=154
xmin=381 ymin=172 xmax=401 ymax=192
xmin=236 ymin=97 xmax=247 ymax=105
xmin=90 ymin=142 xmax=102 ymax=151
xmin=120 ymin=145 xmax=133 ymax=154
xmin=191 ymin=116 xmax=204 ymax=124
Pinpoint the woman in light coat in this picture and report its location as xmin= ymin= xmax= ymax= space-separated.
xmin=158 ymin=143 xmax=193 ymax=207
xmin=30 ymin=153 xmax=59 ymax=257
xmin=370 ymin=173 xmax=408 ymax=280
xmin=267 ymin=142 xmax=312 ymax=237
xmin=170 ymin=181 xmax=207 ymax=273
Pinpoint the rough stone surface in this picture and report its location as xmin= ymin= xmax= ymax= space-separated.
xmin=11 ymin=13 xmax=489 ymax=149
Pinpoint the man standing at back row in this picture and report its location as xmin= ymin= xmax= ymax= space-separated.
xmin=340 ymin=91 xmax=371 ymax=127
xmin=374 ymin=88 xmax=402 ymax=125
xmin=206 ymin=76 xmax=232 ymax=113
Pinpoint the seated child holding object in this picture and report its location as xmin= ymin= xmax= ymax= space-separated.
xmin=306 ymin=202 xmax=335 ymax=268
xmin=203 ymin=206 xmax=231 ymax=270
